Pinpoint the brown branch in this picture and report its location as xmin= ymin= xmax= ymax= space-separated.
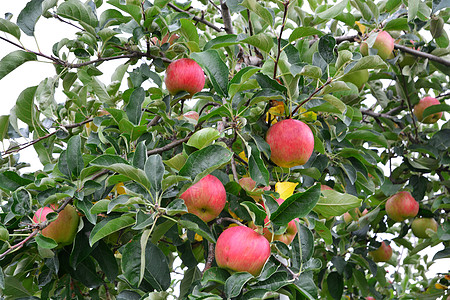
xmin=216 ymin=217 xmax=245 ymax=227
xmin=146 ymin=135 xmax=191 ymax=156
xmin=360 ymin=109 xmax=403 ymax=125
xmin=52 ymin=13 xmax=84 ymax=31
xmin=292 ymin=77 xmax=333 ymax=116
xmin=230 ymin=155 xmax=239 ymax=182
xmin=394 ymin=44 xmax=450 ymax=67
xmin=219 ymin=0 xmax=234 ymax=34
xmin=167 ymin=3 xmax=222 ymax=32
xmin=0 ymin=197 xmax=74 ymax=259
xmin=147 ymin=115 xmax=161 ymax=128
xmin=203 ymin=241 xmax=215 ymax=274
xmin=273 ymin=0 xmax=290 ymax=79
xmin=2 ymin=118 xmax=93 ymax=156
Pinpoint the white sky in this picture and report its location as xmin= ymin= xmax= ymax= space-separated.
xmin=0 ymin=0 xmax=448 ymax=288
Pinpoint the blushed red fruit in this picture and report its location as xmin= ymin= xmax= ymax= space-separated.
xmin=411 ymin=218 xmax=438 ymax=238
xmin=215 ymin=226 xmax=271 ymax=276
xmin=366 ymin=297 xmax=376 ymax=300
xmin=369 ymin=241 xmax=393 ymax=262
xmin=321 ymin=185 xmax=333 ymax=191
xmin=180 ymin=174 xmax=226 ymax=222
xmin=262 ymin=198 xmax=298 ymax=245
xmin=385 ymin=191 xmax=419 ymax=222
xmin=266 ymin=119 xmax=314 ymax=168
xmin=343 ymin=208 xmax=368 ymax=223
xmin=165 ymin=58 xmax=205 ymax=97
xmin=238 ymin=177 xmax=270 ymax=202
xmin=360 ymin=31 xmax=395 ymax=60
xmin=33 ymin=204 xmax=80 ymax=246
xmin=413 ymin=96 xmax=442 ymax=124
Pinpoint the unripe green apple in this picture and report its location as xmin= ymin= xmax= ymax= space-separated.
xmin=165 ymin=58 xmax=205 ymax=97
xmin=215 ymin=226 xmax=271 ymax=276
xmin=369 ymin=241 xmax=393 ymax=262
xmin=33 ymin=204 xmax=80 ymax=246
xmin=265 ymin=119 xmax=314 ymax=168
xmin=360 ymin=31 xmax=395 ymax=60
xmin=340 ymin=69 xmax=369 ymax=90
xmin=413 ymin=96 xmax=443 ymax=124
xmin=385 ymin=191 xmax=419 ymax=222
xmin=411 ymin=218 xmax=438 ymax=238
xmin=180 ymin=174 xmax=226 ymax=222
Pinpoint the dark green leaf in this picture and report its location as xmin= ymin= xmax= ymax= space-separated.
xmin=433 ymin=248 xmax=450 ymax=260
xmin=91 ymin=241 xmax=118 ymax=282
xmin=432 ymin=0 xmax=450 ymax=13
xmin=179 ymin=144 xmax=232 ymax=182
xmin=422 ymin=103 xmax=450 ymax=120
xmin=35 ymin=233 xmax=58 ymax=249
xmin=0 ymin=51 xmax=37 ymax=81
xmin=318 ymin=34 xmax=336 ymax=63
xmin=178 ymin=213 xmax=216 ymax=243
xmin=240 ymin=33 xmax=274 ymax=54
xmin=89 ymin=215 xmax=135 ymax=246
xmin=126 ymin=87 xmax=145 ymax=125
xmin=224 ymin=272 xmax=253 ymax=298
xmin=270 ymin=184 xmax=321 ymax=226
xmin=248 ymin=143 xmax=270 ymax=187
xmin=66 ymin=135 xmax=84 ymax=177
xmin=201 ymin=267 xmax=230 ymax=285
xmin=17 ymin=0 xmax=44 ymax=36
xmin=317 ymin=0 xmax=349 ymax=19
xmin=240 ymin=0 xmax=273 ymax=27
xmin=57 ymin=0 xmax=98 ymax=28
xmin=132 ymin=141 xmax=147 ymax=170
xmin=191 ymin=50 xmax=229 ymax=97
xmin=0 ymin=171 xmax=33 ymax=191
xmin=327 ymin=272 xmax=343 ymax=299
xmin=0 ymin=19 xmax=21 ymax=40
xmin=145 ymin=154 xmax=164 ymax=193
xmin=143 ymin=242 xmax=172 ymax=291
xmin=289 ymin=27 xmax=324 ymax=43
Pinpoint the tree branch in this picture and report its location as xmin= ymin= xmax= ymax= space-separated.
xmin=273 ymin=0 xmax=290 ymax=79
xmin=219 ymin=0 xmax=234 ymax=34
xmin=203 ymin=241 xmax=215 ymax=274
xmin=360 ymin=109 xmax=403 ymax=125
xmin=292 ymin=77 xmax=333 ymax=116
xmin=167 ymin=3 xmax=222 ymax=32
xmin=216 ymin=217 xmax=245 ymax=227
xmin=146 ymin=135 xmax=191 ymax=156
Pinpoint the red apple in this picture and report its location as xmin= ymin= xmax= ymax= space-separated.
xmin=321 ymin=185 xmax=333 ymax=191
xmin=411 ymin=217 xmax=438 ymax=238
xmin=366 ymin=297 xmax=375 ymax=300
xmin=180 ymin=174 xmax=226 ymax=222
xmin=165 ymin=58 xmax=205 ymax=97
xmin=261 ymin=198 xmax=298 ymax=245
xmin=215 ymin=226 xmax=271 ymax=276
xmin=413 ymin=96 xmax=442 ymax=124
xmin=360 ymin=31 xmax=395 ymax=60
xmin=238 ymin=177 xmax=270 ymax=202
xmin=340 ymin=69 xmax=369 ymax=90
xmin=265 ymin=119 xmax=314 ymax=168
xmin=369 ymin=241 xmax=393 ymax=262
xmin=385 ymin=191 xmax=419 ymax=222
xmin=33 ymin=204 xmax=80 ymax=246
xmin=343 ymin=208 xmax=368 ymax=223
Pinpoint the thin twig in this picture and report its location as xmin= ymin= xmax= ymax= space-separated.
xmin=216 ymin=217 xmax=245 ymax=227
xmin=167 ymin=3 xmax=222 ymax=32
xmin=203 ymin=241 xmax=215 ymax=274
xmin=146 ymin=135 xmax=191 ymax=156
xmin=292 ymin=78 xmax=333 ymax=116
xmin=219 ymin=0 xmax=234 ymax=34
xmin=360 ymin=109 xmax=403 ymax=126
xmin=52 ymin=14 xmax=84 ymax=31
xmin=273 ymin=0 xmax=290 ymax=79
xmin=230 ymin=155 xmax=239 ymax=182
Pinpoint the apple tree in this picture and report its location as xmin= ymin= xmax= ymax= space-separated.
xmin=0 ymin=0 xmax=449 ymax=299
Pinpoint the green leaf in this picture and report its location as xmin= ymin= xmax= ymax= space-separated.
xmin=224 ymin=272 xmax=254 ymax=298
xmin=17 ymin=0 xmax=44 ymax=36
xmin=320 ymin=81 xmax=350 ymax=95
xmin=293 ymin=222 xmax=314 ymax=263
xmin=408 ymin=0 xmax=419 ymax=21
xmin=191 ymin=50 xmax=229 ymax=97
xmin=165 ymin=198 xmax=188 ymax=216
xmin=0 ymin=50 xmax=37 ymax=81
xmin=89 ymin=215 xmax=135 ymax=246
xmin=248 ymin=143 xmax=270 ymax=187
xmin=201 ymin=267 xmax=230 ymax=285
xmin=179 ymin=19 xmax=199 ymax=45
xmin=240 ymin=33 xmax=274 ymax=54
xmin=323 ymin=94 xmax=347 ymax=113
xmin=422 ymin=103 xmax=450 ymax=120
xmin=314 ymin=221 xmax=332 ymax=245
xmin=66 ymin=135 xmax=84 ymax=177
xmin=107 ymin=0 xmax=142 ymax=23
xmin=187 ymin=128 xmax=220 ymax=149
xmin=179 ymin=145 xmax=232 ymax=182
xmin=433 ymin=248 xmax=450 ymax=260
xmin=299 ymin=65 xmax=322 ymax=79
xmin=57 ymin=0 xmax=98 ymax=28
xmin=0 ymin=115 xmax=9 ymax=141
xmin=313 ymin=189 xmax=361 ymax=218
xmin=289 ymin=27 xmax=324 ymax=43
xmin=432 ymin=0 xmax=450 ymax=13
xmin=348 ymin=55 xmax=388 ymax=72
xmin=384 ymin=18 xmax=409 ymax=31
xmin=35 ymin=233 xmax=58 ymax=249
xmin=0 ymin=19 xmax=21 ymax=40
xmin=270 ymin=184 xmax=321 ymax=226
xmin=317 ymin=0 xmax=349 ymax=19
xmin=178 ymin=213 xmax=216 ymax=243
xmin=228 ymin=66 xmax=261 ymax=97
xmin=0 ymin=171 xmax=33 ymax=192
xmin=14 ymin=86 xmax=38 ymax=127
xmin=346 ymin=130 xmax=388 ymax=147
xmin=132 ymin=141 xmax=147 ymax=170
xmin=91 ymin=241 xmax=119 ymax=282
xmin=145 ymin=154 xmax=164 ymax=193
xmin=327 ymin=272 xmax=344 ymax=299
xmin=143 ymin=241 xmax=172 ymax=291
xmin=90 ymin=154 xmax=129 ymax=166
xmin=241 ymin=201 xmax=266 ymax=226
xmin=126 ymin=87 xmax=145 ymax=125
xmin=318 ymin=34 xmax=336 ymax=64
xmin=204 ymin=34 xmax=238 ymax=50
xmin=240 ymin=0 xmax=273 ymax=27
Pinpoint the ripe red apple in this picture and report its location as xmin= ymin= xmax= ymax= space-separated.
xmin=385 ymin=191 xmax=419 ymax=222
xmin=411 ymin=217 xmax=438 ymax=238
xmin=265 ymin=119 xmax=314 ymax=168
xmin=261 ymin=198 xmax=298 ymax=245
xmin=180 ymin=174 xmax=226 ymax=222
xmin=413 ymin=96 xmax=442 ymax=124
xmin=215 ymin=226 xmax=271 ymax=276
xmin=238 ymin=177 xmax=270 ymax=202
xmin=340 ymin=69 xmax=369 ymax=90
xmin=360 ymin=31 xmax=395 ymax=60
xmin=366 ymin=297 xmax=375 ymax=300
xmin=33 ymin=204 xmax=80 ymax=246
xmin=369 ymin=241 xmax=393 ymax=262
xmin=343 ymin=208 xmax=368 ymax=223
xmin=165 ymin=58 xmax=205 ymax=97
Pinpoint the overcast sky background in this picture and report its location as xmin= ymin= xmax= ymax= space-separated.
xmin=0 ymin=1 xmax=449 ymax=287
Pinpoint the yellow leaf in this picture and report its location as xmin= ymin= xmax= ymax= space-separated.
xmin=355 ymin=21 xmax=366 ymax=34
xmin=194 ymin=233 xmax=203 ymax=242
xmin=114 ymin=182 xmax=126 ymax=195
xmin=275 ymin=182 xmax=298 ymax=200
xmin=238 ymin=151 xmax=248 ymax=163
xmin=435 ymin=283 xmax=448 ymax=290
